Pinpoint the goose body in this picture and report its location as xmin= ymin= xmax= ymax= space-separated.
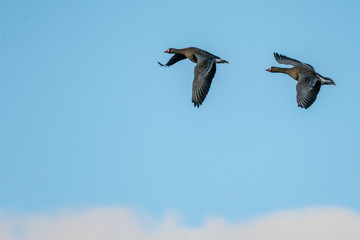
xmin=159 ymin=47 xmax=228 ymax=107
xmin=266 ymin=53 xmax=335 ymax=109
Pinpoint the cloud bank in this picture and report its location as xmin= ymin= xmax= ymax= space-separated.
xmin=0 ymin=206 xmax=359 ymax=240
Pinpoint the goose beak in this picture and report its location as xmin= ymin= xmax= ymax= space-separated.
xmin=265 ymin=68 xmax=271 ymax=72
xmin=164 ymin=49 xmax=170 ymax=53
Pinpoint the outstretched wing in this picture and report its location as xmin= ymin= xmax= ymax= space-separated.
xmin=192 ymin=58 xmax=216 ymax=107
xmin=158 ymin=53 xmax=186 ymax=67
xmin=274 ymin=52 xmax=314 ymax=70
xmin=296 ymin=74 xmax=321 ymax=109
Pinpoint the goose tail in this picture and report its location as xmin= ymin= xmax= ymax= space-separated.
xmin=317 ymin=73 xmax=336 ymax=85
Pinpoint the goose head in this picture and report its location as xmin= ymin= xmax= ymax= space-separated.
xmin=164 ymin=48 xmax=175 ymax=53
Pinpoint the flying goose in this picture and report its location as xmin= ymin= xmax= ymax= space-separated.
xmin=159 ymin=47 xmax=228 ymax=107
xmin=266 ymin=53 xmax=335 ymax=109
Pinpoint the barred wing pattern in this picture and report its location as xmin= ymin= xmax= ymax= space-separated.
xmin=192 ymin=58 xmax=216 ymax=107
xmin=296 ymin=74 xmax=321 ymax=109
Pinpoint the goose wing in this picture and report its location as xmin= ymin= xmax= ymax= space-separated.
xmin=192 ymin=57 xmax=216 ymax=107
xmin=274 ymin=52 xmax=314 ymax=70
xmin=296 ymin=73 xmax=321 ymax=109
xmin=158 ymin=53 xmax=186 ymax=67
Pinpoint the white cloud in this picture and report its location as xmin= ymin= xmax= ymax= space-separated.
xmin=0 ymin=206 xmax=359 ymax=240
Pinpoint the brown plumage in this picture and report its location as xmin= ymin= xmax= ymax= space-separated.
xmin=266 ymin=53 xmax=336 ymax=109
xmin=159 ymin=47 xmax=228 ymax=108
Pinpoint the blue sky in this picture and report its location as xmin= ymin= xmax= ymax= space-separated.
xmin=0 ymin=0 xmax=359 ymax=226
